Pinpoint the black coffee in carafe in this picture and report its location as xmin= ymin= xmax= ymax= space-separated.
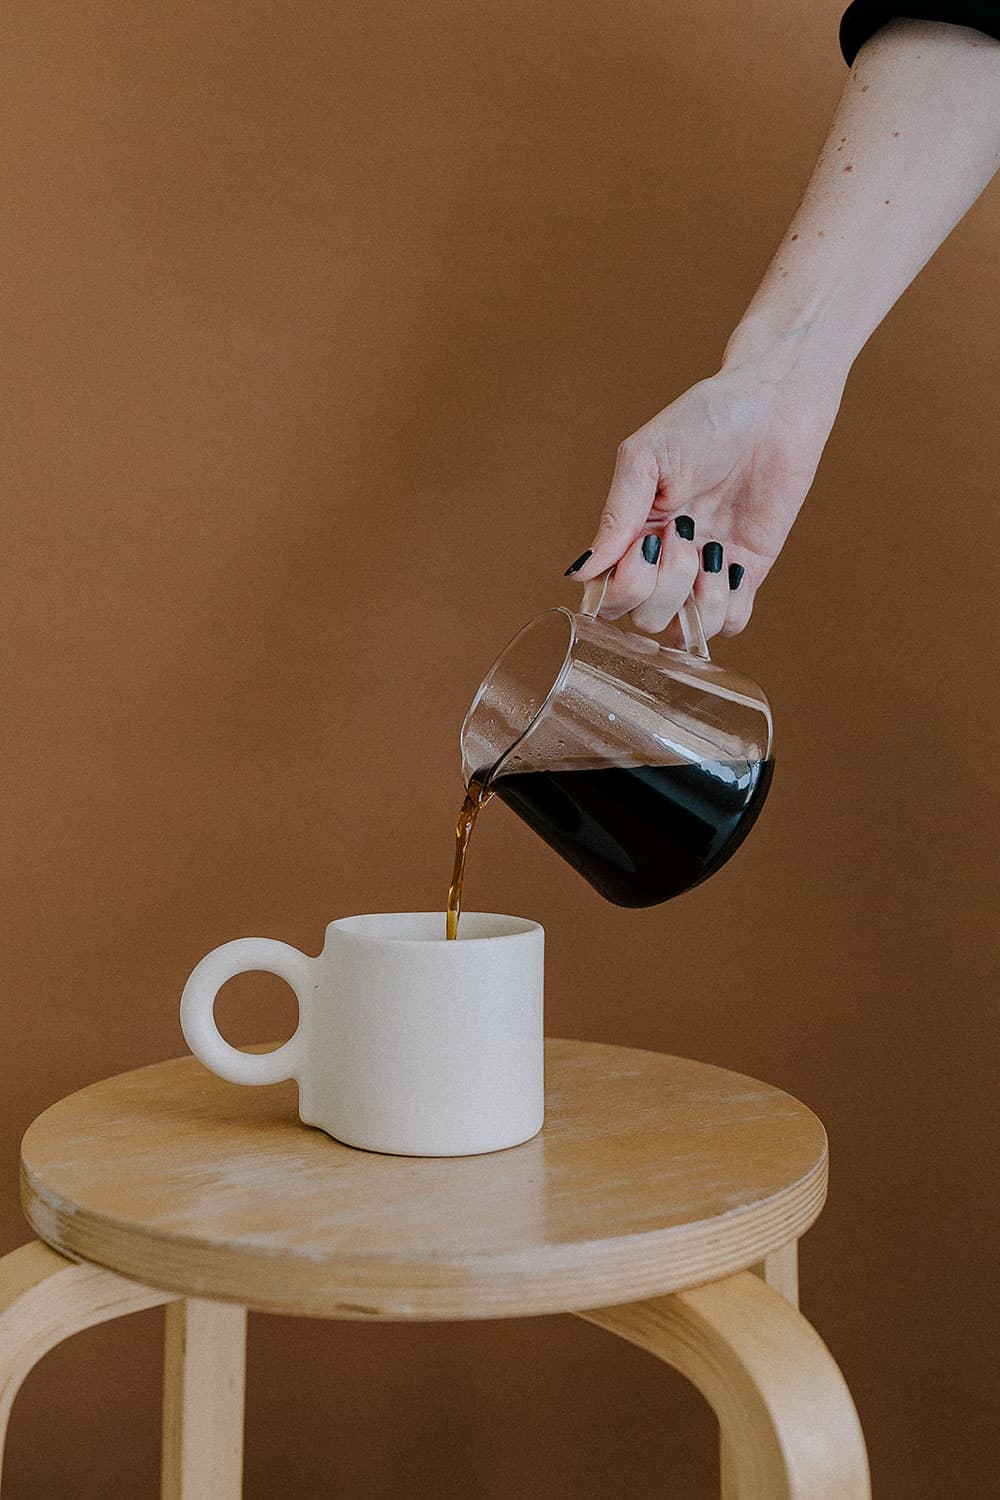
xmin=446 ymin=755 xmax=773 ymax=933
xmin=485 ymin=756 xmax=774 ymax=908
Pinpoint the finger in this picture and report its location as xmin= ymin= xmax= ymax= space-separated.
xmin=629 ymin=518 xmax=701 ymax=635
xmin=594 ymin=530 xmax=669 ymax=620
xmin=564 ymin=437 xmax=659 ymax=582
xmin=692 ymin=540 xmax=730 ymax=640
xmin=718 ymin=560 xmax=756 ymax=637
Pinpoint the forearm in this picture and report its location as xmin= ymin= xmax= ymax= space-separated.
xmin=723 ymin=19 xmax=1000 ymax=383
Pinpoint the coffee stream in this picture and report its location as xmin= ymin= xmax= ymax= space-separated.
xmin=447 ymin=756 xmax=774 ymax=937
xmin=446 ymin=777 xmax=493 ymax=940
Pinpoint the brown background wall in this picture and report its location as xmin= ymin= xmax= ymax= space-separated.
xmin=2 ymin=2 xmax=997 ymax=1495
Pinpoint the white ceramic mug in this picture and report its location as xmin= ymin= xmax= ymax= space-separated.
xmin=179 ymin=911 xmax=544 ymax=1156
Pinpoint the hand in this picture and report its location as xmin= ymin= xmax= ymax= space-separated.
xmin=567 ymin=356 xmax=846 ymax=640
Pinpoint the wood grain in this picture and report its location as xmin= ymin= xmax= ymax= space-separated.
xmin=161 ymin=1299 xmax=246 ymax=1500
xmin=582 ymin=1273 xmax=870 ymax=1498
xmin=722 ymin=1239 xmax=801 ymax=1495
xmin=20 ymin=1040 xmax=827 ymax=1320
xmin=0 ymin=1241 xmax=176 ymax=1486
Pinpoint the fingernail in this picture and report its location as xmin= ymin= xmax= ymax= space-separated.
xmin=564 ymin=549 xmax=593 ymax=576
xmin=641 ymin=534 xmax=661 ymax=565
xmin=675 ymin=515 xmax=695 ymax=541
xmin=728 ymin=563 xmax=745 ymax=591
xmin=702 ymin=541 xmax=723 ymax=573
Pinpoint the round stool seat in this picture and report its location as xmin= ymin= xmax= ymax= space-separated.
xmin=20 ymin=1039 xmax=827 ymax=1321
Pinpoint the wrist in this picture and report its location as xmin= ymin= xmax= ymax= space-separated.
xmin=721 ymin=302 xmax=859 ymax=393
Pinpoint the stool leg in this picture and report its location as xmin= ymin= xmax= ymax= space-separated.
xmin=720 ymin=1240 xmax=800 ymax=1497
xmin=0 ymin=1241 xmax=175 ymax=1489
xmin=578 ymin=1269 xmax=870 ymax=1500
xmin=755 ymin=1241 xmax=799 ymax=1306
xmin=161 ymin=1298 xmax=247 ymax=1500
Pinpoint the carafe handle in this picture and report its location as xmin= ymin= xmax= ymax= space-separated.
xmin=580 ymin=569 xmax=710 ymax=661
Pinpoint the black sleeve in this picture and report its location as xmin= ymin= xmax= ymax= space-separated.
xmin=840 ymin=1 xmax=1000 ymax=64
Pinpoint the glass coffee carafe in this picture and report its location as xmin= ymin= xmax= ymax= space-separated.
xmin=460 ymin=577 xmax=774 ymax=908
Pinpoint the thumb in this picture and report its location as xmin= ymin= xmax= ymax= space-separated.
xmin=566 ymin=439 xmax=660 ymax=581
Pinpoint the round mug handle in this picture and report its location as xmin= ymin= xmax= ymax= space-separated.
xmin=580 ymin=568 xmax=710 ymax=661
xmin=179 ymin=937 xmax=312 ymax=1086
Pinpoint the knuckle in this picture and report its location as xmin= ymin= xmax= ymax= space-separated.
xmin=615 ymin=435 xmax=653 ymax=477
xmin=597 ymin=505 xmax=625 ymax=538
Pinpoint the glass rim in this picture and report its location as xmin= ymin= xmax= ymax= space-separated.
xmin=460 ymin=605 xmax=577 ymax=787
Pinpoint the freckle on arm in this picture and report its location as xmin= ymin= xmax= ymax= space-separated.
xmin=843 ymin=163 xmax=853 ymax=172
xmin=892 ymin=131 xmax=900 ymax=138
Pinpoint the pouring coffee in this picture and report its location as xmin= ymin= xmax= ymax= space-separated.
xmin=448 ymin=576 xmax=773 ymax=937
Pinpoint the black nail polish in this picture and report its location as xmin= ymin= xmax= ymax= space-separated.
xmin=702 ymin=541 xmax=723 ymax=573
xmin=728 ymin=562 xmax=745 ymax=591
xmin=564 ymin=549 xmax=592 ymax=577
xmin=641 ymin=534 xmax=661 ymax=565
xmin=675 ymin=515 xmax=695 ymax=541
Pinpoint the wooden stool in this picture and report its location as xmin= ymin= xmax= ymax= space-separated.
xmin=2 ymin=1039 xmax=870 ymax=1498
